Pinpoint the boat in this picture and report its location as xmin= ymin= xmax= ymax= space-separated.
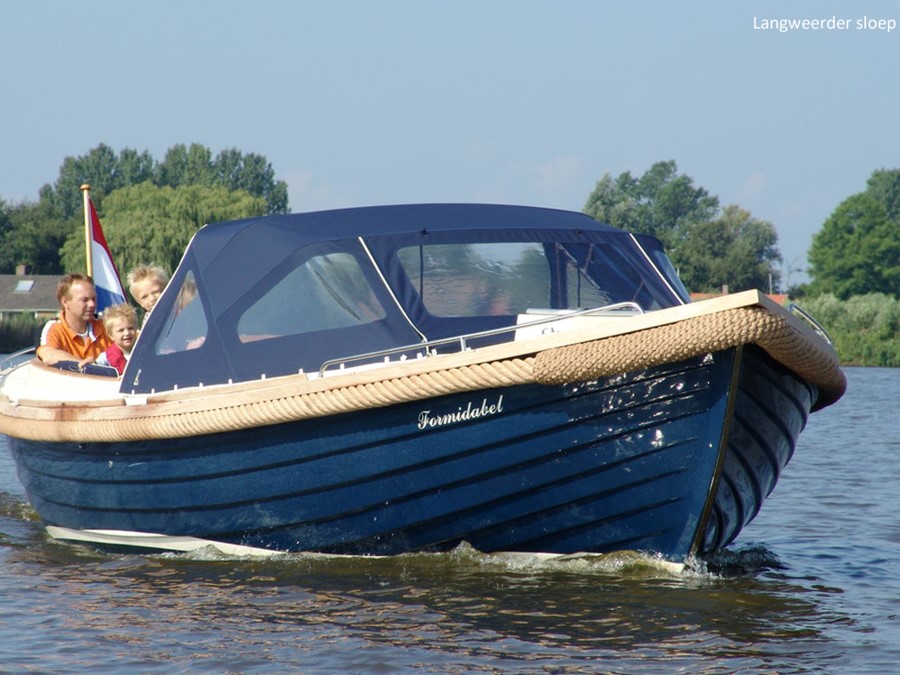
xmin=0 ymin=204 xmax=845 ymax=561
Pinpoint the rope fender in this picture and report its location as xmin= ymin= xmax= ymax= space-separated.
xmin=0 ymin=306 xmax=845 ymax=442
xmin=533 ymin=306 xmax=845 ymax=408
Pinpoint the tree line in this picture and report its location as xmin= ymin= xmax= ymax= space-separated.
xmin=0 ymin=146 xmax=897 ymax=304
xmin=806 ymin=169 xmax=900 ymax=299
xmin=0 ymin=152 xmax=782 ymax=294
xmin=583 ymin=160 xmax=782 ymax=294
xmin=583 ymin=160 xmax=900 ymax=300
xmin=0 ymin=143 xmax=287 ymax=276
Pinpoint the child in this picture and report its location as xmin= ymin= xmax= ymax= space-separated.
xmin=96 ymin=303 xmax=138 ymax=375
xmin=126 ymin=264 xmax=169 ymax=327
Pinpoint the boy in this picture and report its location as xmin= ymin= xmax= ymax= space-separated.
xmin=126 ymin=264 xmax=169 ymax=326
xmin=96 ymin=303 xmax=138 ymax=375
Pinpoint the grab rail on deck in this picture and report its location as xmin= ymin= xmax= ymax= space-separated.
xmin=787 ymin=303 xmax=834 ymax=345
xmin=318 ymin=302 xmax=643 ymax=377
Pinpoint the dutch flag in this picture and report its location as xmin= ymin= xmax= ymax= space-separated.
xmin=86 ymin=197 xmax=126 ymax=313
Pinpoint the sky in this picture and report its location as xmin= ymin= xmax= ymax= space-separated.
xmin=2 ymin=0 xmax=898 ymax=286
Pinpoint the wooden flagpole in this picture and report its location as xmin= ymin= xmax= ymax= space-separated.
xmin=80 ymin=184 xmax=93 ymax=278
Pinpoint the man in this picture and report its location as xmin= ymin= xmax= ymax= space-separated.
xmin=37 ymin=273 xmax=111 ymax=367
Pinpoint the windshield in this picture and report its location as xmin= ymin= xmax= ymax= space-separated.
xmin=397 ymin=241 xmax=666 ymax=318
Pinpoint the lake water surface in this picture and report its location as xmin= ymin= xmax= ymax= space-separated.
xmin=0 ymin=367 xmax=897 ymax=673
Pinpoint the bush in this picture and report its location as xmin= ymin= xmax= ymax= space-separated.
xmin=797 ymin=293 xmax=900 ymax=367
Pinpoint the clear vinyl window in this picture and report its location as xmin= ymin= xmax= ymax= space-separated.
xmin=398 ymin=242 xmax=613 ymax=316
xmin=237 ymin=252 xmax=386 ymax=343
xmin=154 ymin=271 xmax=208 ymax=354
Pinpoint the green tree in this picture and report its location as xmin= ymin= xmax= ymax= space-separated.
xmin=0 ymin=197 xmax=16 ymax=271
xmin=0 ymin=198 xmax=10 ymax=242
xmin=0 ymin=199 xmax=71 ymax=274
xmin=584 ymin=160 xmax=719 ymax=249
xmin=157 ymin=143 xmax=216 ymax=188
xmin=44 ymin=143 xmax=289 ymax=220
xmin=59 ymin=182 xmax=267 ymax=278
xmin=584 ymin=161 xmax=781 ymax=293
xmin=866 ymin=169 xmax=900 ymax=220
xmin=118 ymin=147 xmax=158 ymax=187
xmin=0 ymin=143 xmax=292 ymax=274
xmin=157 ymin=143 xmax=289 ymax=214
xmin=808 ymin=171 xmax=900 ymax=299
xmin=48 ymin=143 xmax=155 ymax=218
xmin=677 ymin=206 xmax=782 ymax=293
xmin=213 ymin=148 xmax=290 ymax=214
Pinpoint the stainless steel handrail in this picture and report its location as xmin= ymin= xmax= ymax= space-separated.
xmin=318 ymin=302 xmax=643 ymax=376
xmin=787 ymin=303 xmax=834 ymax=345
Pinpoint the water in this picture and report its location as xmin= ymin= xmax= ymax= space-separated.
xmin=0 ymin=367 xmax=897 ymax=673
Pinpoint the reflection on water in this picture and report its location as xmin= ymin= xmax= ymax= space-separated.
xmin=1 ymin=516 xmax=845 ymax=674
xmin=0 ymin=367 xmax=897 ymax=672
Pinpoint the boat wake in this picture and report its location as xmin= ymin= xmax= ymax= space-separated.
xmin=153 ymin=540 xmax=785 ymax=582
xmin=0 ymin=491 xmax=39 ymax=523
xmin=0 ymin=491 xmax=780 ymax=582
xmin=158 ymin=539 xmax=700 ymax=580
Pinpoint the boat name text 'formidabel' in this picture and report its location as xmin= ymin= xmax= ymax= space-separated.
xmin=417 ymin=395 xmax=505 ymax=430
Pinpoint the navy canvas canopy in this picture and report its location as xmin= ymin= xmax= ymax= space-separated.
xmin=122 ymin=204 xmax=687 ymax=394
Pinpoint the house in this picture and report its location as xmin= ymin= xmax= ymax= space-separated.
xmin=0 ymin=265 xmax=59 ymax=321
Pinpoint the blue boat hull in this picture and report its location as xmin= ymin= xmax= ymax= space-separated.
xmin=7 ymin=346 xmax=815 ymax=561
xmin=702 ymin=346 xmax=815 ymax=551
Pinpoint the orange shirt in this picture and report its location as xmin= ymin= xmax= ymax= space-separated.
xmin=37 ymin=313 xmax=111 ymax=362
